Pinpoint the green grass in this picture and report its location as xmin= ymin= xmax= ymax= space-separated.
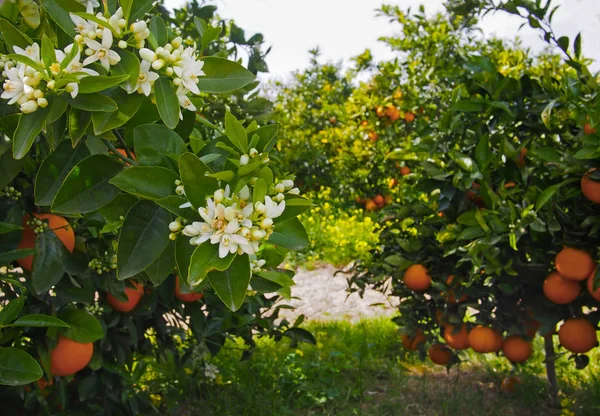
xmin=175 ymin=318 xmax=600 ymax=416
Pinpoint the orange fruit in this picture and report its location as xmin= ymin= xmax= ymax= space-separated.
xmin=401 ymin=329 xmax=425 ymax=351
xmin=107 ymin=281 xmax=144 ymax=312
xmin=584 ymin=123 xmax=597 ymax=135
xmin=360 ymin=120 xmax=368 ymax=127
xmin=543 ymin=271 xmax=580 ymax=304
xmin=581 ymin=169 xmax=600 ymax=204
xmin=558 ymin=318 xmax=598 ymax=353
xmin=175 ymin=276 xmax=204 ymax=302
xmin=404 ymin=111 xmax=415 ymax=123
xmin=428 ymin=344 xmax=452 ymax=365
xmin=555 ymin=247 xmax=595 ymax=281
xmin=501 ymin=376 xmax=521 ymax=393
xmin=375 ymin=106 xmax=386 ymax=117
xmin=385 ymin=105 xmax=401 ymax=122
xmin=468 ymin=326 xmax=502 ymax=353
xmin=403 ymin=264 xmax=432 ymax=291
xmin=384 ymin=194 xmax=393 ymax=205
xmin=114 ymin=148 xmax=137 ymax=161
xmin=587 ymin=270 xmax=600 ymax=301
xmin=517 ymin=147 xmax=527 ymax=168
xmin=399 ymin=166 xmax=411 ymax=176
xmin=364 ymin=199 xmax=377 ymax=212
xmin=444 ymin=324 xmax=469 ymax=350
xmin=504 ymin=182 xmax=516 ymax=189
xmin=50 ymin=335 xmax=93 ymax=376
xmin=388 ymin=178 xmax=398 ymax=188
xmin=329 ymin=117 xmax=336 ymax=124
xmin=434 ymin=309 xmax=447 ymax=325
xmin=368 ymin=131 xmax=379 ymax=142
xmin=502 ymin=336 xmax=532 ymax=363
xmin=18 ymin=213 xmax=75 ymax=271
xmin=373 ymin=194 xmax=385 ymax=208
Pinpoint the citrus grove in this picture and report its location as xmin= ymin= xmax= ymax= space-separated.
xmin=0 ymin=0 xmax=312 ymax=413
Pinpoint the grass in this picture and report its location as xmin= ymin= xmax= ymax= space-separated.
xmin=176 ymin=318 xmax=600 ymax=416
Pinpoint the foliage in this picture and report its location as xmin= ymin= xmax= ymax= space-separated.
xmin=288 ymin=187 xmax=382 ymax=269
xmin=0 ymin=0 xmax=310 ymax=413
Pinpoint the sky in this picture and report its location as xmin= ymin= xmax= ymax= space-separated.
xmin=164 ymin=0 xmax=600 ymax=80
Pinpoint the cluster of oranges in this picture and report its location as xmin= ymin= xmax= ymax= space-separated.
xmin=359 ymin=194 xmax=393 ymax=212
xmin=16 ymin=213 xmax=204 ymax=379
xmin=375 ymin=105 xmax=415 ymax=124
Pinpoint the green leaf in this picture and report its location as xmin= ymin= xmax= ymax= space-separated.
xmin=12 ymin=107 xmax=50 ymax=160
xmin=450 ymin=100 xmax=484 ymax=112
xmin=0 ymin=18 xmax=33 ymax=50
xmin=179 ymin=152 xmax=218 ymax=209
xmin=457 ymin=226 xmax=485 ymax=240
xmin=129 ymin=0 xmax=154 ymax=23
xmin=0 ymin=222 xmax=22 ymax=234
xmin=19 ymin=0 xmax=41 ymax=29
xmin=0 ymin=297 xmax=25 ymax=326
xmin=154 ymin=77 xmax=179 ymax=129
xmin=475 ymin=135 xmax=490 ymax=169
xmin=62 ymin=94 xmax=118 ymax=112
xmin=144 ymin=240 xmax=175 ymax=286
xmin=57 ymin=309 xmax=104 ymax=342
xmin=255 ymin=271 xmax=295 ymax=288
xmin=40 ymin=34 xmax=55 ymax=69
xmin=32 ymin=231 xmax=66 ymax=294
xmin=574 ymin=33 xmax=582 ymax=58
xmin=557 ymin=36 xmax=569 ymax=53
xmin=111 ymin=49 xmax=140 ymax=93
xmin=149 ymin=16 xmax=167 ymax=47
xmin=188 ymin=243 xmax=235 ymax=286
xmin=535 ymin=178 xmax=578 ymax=210
xmin=541 ymin=99 xmax=556 ymax=129
xmin=120 ymin=0 xmax=132 ymax=20
xmin=283 ymin=328 xmax=316 ymax=346
xmin=78 ymin=75 xmax=130 ymax=94
xmin=269 ymin=217 xmax=309 ymax=250
xmin=532 ymin=147 xmax=561 ymax=163
xmin=117 ymin=200 xmax=171 ymax=280
xmin=175 ymin=233 xmax=196 ymax=284
xmin=47 ymin=95 xmax=68 ymax=123
xmin=253 ymin=178 xmax=267 ymax=204
xmin=254 ymin=124 xmax=279 ymax=152
xmin=0 ymin=151 xmax=24 ymax=189
xmin=0 ymin=249 xmax=36 ymax=265
xmin=35 ymin=132 xmax=88 ymax=206
xmin=133 ymin=124 xmax=186 ymax=169
xmin=197 ymin=57 xmax=256 ymax=94
xmin=207 ymin=254 xmax=250 ymax=311
xmin=10 ymin=314 xmax=70 ymax=328
xmin=109 ymin=166 xmax=178 ymax=200
xmin=51 ymin=154 xmax=122 ymax=214
xmin=450 ymin=151 xmax=475 ymax=172
xmin=5 ymin=53 xmax=46 ymax=74
xmin=68 ymin=107 xmax=92 ymax=147
xmin=41 ymin=0 xmax=83 ymax=38
xmin=91 ymin=90 xmax=144 ymax=134
xmin=0 ymin=347 xmax=42 ymax=386
xmin=274 ymin=195 xmax=313 ymax=223
xmin=156 ymin=195 xmax=201 ymax=221
xmin=225 ymin=111 xmax=247 ymax=153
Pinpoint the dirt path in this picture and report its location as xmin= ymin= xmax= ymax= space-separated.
xmin=279 ymin=264 xmax=397 ymax=322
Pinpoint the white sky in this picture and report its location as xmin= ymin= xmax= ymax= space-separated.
xmin=165 ymin=0 xmax=600 ymax=80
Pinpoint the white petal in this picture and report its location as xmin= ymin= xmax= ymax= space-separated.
xmin=224 ymin=220 xmax=239 ymax=234
xmin=82 ymin=55 xmax=99 ymax=66
xmin=218 ymin=242 xmax=229 ymax=258
xmin=102 ymin=28 xmax=113 ymax=48
xmin=179 ymin=202 xmax=193 ymax=209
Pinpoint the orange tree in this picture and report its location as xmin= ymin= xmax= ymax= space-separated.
xmin=348 ymin=0 xmax=599 ymax=404
xmin=0 ymin=0 xmax=311 ymax=414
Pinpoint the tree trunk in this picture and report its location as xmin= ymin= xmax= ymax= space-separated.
xmin=544 ymin=334 xmax=559 ymax=407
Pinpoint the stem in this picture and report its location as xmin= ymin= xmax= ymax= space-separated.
xmin=103 ymin=139 xmax=139 ymax=166
xmin=544 ymin=334 xmax=559 ymax=407
xmin=113 ymin=129 xmax=135 ymax=161
xmin=196 ymin=114 xmax=225 ymax=135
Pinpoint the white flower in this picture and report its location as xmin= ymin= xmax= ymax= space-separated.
xmin=282 ymin=180 xmax=294 ymax=190
xmin=56 ymin=44 xmax=98 ymax=76
xmin=264 ymin=196 xmax=285 ymax=219
xmin=134 ymin=60 xmax=159 ymax=96
xmin=173 ymin=47 xmax=204 ymax=95
xmin=1 ymin=65 xmax=31 ymax=105
xmin=13 ymin=43 xmax=40 ymax=63
xmin=83 ymin=28 xmax=120 ymax=71
xmin=183 ymin=221 xmax=213 ymax=245
xmin=210 ymin=220 xmax=250 ymax=258
xmin=176 ymin=86 xmax=196 ymax=116
xmin=108 ymin=7 xmax=124 ymax=34
xmin=77 ymin=0 xmax=99 ymax=13
xmin=66 ymin=82 xmax=79 ymax=98
xmin=71 ymin=13 xmax=97 ymax=38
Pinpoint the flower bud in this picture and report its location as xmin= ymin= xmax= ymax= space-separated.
xmin=240 ymin=227 xmax=250 ymax=237
xmin=252 ymin=229 xmax=266 ymax=239
xmin=33 ymin=89 xmax=44 ymax=99
xmin=118 ymin=40 xmax=127 ymax=49
xmin=75 ymin=34 xmax=84 ymax=43
xmin=288 ymin=188 xmax=300 ymax=195
xmin=165 ymin=67 xmax=174 ymax=76
xmin=134 ymin=29 xmax=150 ymax=41
xmin=214 ymin=189 xmax=224 ymax=203
xmin=274 ymin=183 xmax=285 ymax=193
xmin=164 ymin=44 xmax=173 ymax=53
xmin=20 ymin=100 xmax=38 ymax=114
xmin=87 ymin=30 xmax=96 ymax=39
xmin=282 ymin=180 xmax=294 ymax=190
xmin=224 ymin=206 xmax=235 ymax=222
xmin=261 ymin=218 xmax=273 ymax=229
xmin=171 ymin=36 xmax=182 ymax=48
xmin=254 ymin=202 xmax=266 ymax=214
xmin=130 ymin=21 xmax=147 ymax=33
xmin=240 ymin=154 xmax=249 ymax=166
xmin=174 ymin=179 xmax=182 ymax=186
xmin=175 ymin=185 xmax=185 ymax=195
xmin=135 ymin=40 xmax=145 ymax=49
xmin=139 ymin=48 xmax=157 ymax=62
xmin=25 ymin=66 xmax=36 ymax=77
xmin=118 ymin=19 xmax=127 ymax=29
xmin=173 ymin=77 xmax=182 ymax=86
xmin=274 ymin=193 xmax=285 ymax=202
xmin=169 ymin=232 xmax=177 ymax=241
xmin=47 ymin=80 xmax=55 ymax=89
xmin=155 ymin=47 xmax=164 ymax=55
xmin=151 ymin=59 xmax=165 ymax=70
xmin=249 ymin=148 xmax=258 ymax=158
xmin=169 ymin=221 xmax=181 ymax=232
xmin=37 ymin=97 xmax=48 ymax=108
xmin=262 ymin=156 xmax=270 ymax=164
xmin=85 ymin=48 xmax=94 ymax=56
xmin=238 ymin=185 xmax=250 ymax=200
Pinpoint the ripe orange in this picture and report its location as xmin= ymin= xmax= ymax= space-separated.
xmin=403 ymin=264 xmax=432 ymax=291
xmin=428 ymin=344 xmax=452 ymax=365
xmin=329 ymin=116 xmax=336 ymax=124
xmin=504 ymin=182 xmax=516 ymax=189
xmin=375 ymin=106 xmax=386 ymax=117
xmin=388 ymin=178 xmax=398 ymax=188
xmin=587 ymin=270 xmax=600 ymax=301
xmin=543 ymin=271 xmax=580 ymax=304
xmin=558 ymin=318 xmax=598 ymax=353
xmin=555 ymin=247 xmax=595 ymax=281
xmin=368 ymin=131 xmax=379 ymax=142
xmin=468 ymin=326 xmax=502 ymax=353
xmin=444 ymin=324 xmax=469 ymax=350
xmin=584 ymin=123 xmax=597 ymax=135
xmin=364 ymin=199 xmax=377 ymax=212
xmin=175 ymin=276 xmax=204 ymax=302
xmin=385 ymin=105 xmax=401 ymax=122
xmin=502 ymin=336 xmax=532 ymax=363
xmin=404 ymin=111 xmax=415 ymax=123
xmin=50 ymin=335 xmax=93 ymax=376
xmin=373 ymin=194 xmax=385 ymax=208
xmin=501 ymin=376 xmax=521 ymax=393
xmin=107 ymin=281 xmax=144 ymax=312
xmin=18 ymin=213 xmax=75 ymax=271
xmin=399 ymin=166 xmax=411 ymax=176
xmin=581 ymin=169 xmax=600 ymax=204
xmin=114 ymin=148 xmax=137 ymax=161
xmin=401 ymin=329 xmax=425 ymax=351
xmin=360 ymin=120 xmax=368 ymax=127
xmin=517 ymin=147 xmax=527 ymax=168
